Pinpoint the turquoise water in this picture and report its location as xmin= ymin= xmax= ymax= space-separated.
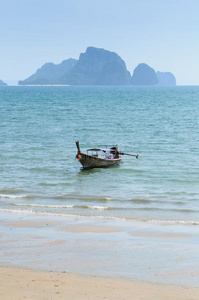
xmin=1 ymin=86 xmax=199 ymax=224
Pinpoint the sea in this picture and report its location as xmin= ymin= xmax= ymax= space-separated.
xmin=1 ymin=85 xmax=199 ymax=226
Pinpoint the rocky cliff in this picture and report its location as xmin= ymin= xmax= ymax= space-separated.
xmin=156 ymin=71 xmax=176 ymax=86
xmin=18 ymin=47 xmax=177 ymax=86
xmin=60 ymin=47 xmax=131 ymax=85
xmin=131 ymin=63 xmax=158 ymax=85
xmin=0 ymin=79 xmax=7 ymax=86
xmin=18 ymin=59 xmax=77 ymax=85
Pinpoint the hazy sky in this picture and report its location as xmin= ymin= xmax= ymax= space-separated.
xmin=0 ymin=0 xmax=198 ymax=85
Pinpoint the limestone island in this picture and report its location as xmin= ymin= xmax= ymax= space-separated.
xmin=0 ymin=79 xmax=7 ymax=86
xmin=18 ymin=47 xmax=176 ymax=86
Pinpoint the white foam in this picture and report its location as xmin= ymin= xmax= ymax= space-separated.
xmin=0 ymin=208 xmax=198 ymax=225
xmin=89 ymin=205 xmax=109 ymax=210
xmin=0 ymin=194 xmax=31 ymax=199
xmin=148 ymin=219 xmax=199 ymax=225
xmin=13 ymin=203 xmax=74 ymax=208
xmin=13 ymin=203 xmax=109 ymax=211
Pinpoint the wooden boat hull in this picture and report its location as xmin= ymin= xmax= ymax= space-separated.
xmin=79 ymin=152 xmax=122 ymax=169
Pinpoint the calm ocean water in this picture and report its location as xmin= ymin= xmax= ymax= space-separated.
xmin=1 ymin=86 xmax=199 ymax=225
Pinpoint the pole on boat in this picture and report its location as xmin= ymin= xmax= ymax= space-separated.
xmin=76 ymin=141 xmax=81 ymax=153
xmin=119 ymin=152 xmax=139 ymax=159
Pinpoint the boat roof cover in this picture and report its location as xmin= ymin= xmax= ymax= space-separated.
xmin=87 ymin=148 xmax=115 ymax=152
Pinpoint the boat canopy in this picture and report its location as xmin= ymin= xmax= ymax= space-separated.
xmin=87 ymin=148 xmax=116 ymax=152
xmin=87 ymin=148 xmax=101 ymax=152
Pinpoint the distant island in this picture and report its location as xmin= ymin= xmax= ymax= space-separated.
xmin=0 ymin=79 xmax=7 ymax=86
xmin=131 ymin=63 xmax=158 ymax=85
xmin=156 ymin=71 xmax=176 ymax=86
xmin=18 ymin=59 xmax=77 ymax=85
xmin=18 ymin=47 xmax=176 ymax=86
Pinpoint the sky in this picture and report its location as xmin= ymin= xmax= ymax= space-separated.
xmin=0 ymin=0 xmax=198 ymax=85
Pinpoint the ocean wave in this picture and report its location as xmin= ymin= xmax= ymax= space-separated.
xmin=0 ymin=194 xmax=34 ymax=199
xmin=148 ymin=219 xmax=199 ymax=225
xmin=0 ymin=208 xmax=199 ymax=225
xmin=53 ymin=195 xmax=113 ymax=201
xmin=128 ymin=198 xmax=187 ymax=205
xmin=13 ymin=203 xmax=75 ymax=208
xmin=0 ymin=192 xmax=113 ymax=202
xmin=13 ymin=203 xmax=112 ymax=210
xmin=11 ymin=202 xmax=199 ymax=213
xmin=129 ymin=198 xmax=153 ymax=203
xmin=89 ymin=205 xmax=109 ymax=210
xmin=0 ymin=189 xmax=25 ymax=194
xmin=136 ymin=207 xmax=199 ymax=213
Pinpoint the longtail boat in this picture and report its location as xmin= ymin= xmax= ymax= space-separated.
xmin=75 ymin=141 xmax=138 ymax=169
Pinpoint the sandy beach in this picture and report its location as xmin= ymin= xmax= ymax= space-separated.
xmin=1 ymin=211 xmax=199 ymax=299
xmin=1 ymin=267 xmax=199 ymax=300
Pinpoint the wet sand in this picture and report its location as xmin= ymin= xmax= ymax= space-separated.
xmin=1 ymin=211 xmax=199 ymax=299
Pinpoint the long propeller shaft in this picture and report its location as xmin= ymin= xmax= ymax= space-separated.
xmin=119 ymin=152 xmax=139 ymax=159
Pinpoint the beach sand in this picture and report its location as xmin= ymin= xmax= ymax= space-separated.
xmin=1 ymin=267 xmax=199 ymax=300
xmin=1 ymin=212 xmax=199 ymax=299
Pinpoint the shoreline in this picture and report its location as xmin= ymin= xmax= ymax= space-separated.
xmin=1 ymin=211 xmax=199 ymax=298
xmin=1 ymin=266 xmax=199 ymax=300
